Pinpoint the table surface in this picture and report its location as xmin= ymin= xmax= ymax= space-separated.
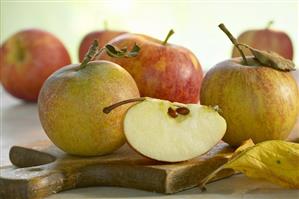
xmin=1 ymin=85 xmax=299 ymax=199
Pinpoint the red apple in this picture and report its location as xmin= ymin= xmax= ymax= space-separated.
xmin=232 ymin=21 xmax=293 ymax=60
xmin=0 ymin=29 xmax=71 ymax=101
xmin=78 ymin=30 xmax=125 ymax=62
xmin=98 ymin=30 xmax=203 ymax=104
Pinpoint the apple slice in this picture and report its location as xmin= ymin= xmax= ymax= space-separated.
xmin=122 ymin=98 xmax=227 ymax=162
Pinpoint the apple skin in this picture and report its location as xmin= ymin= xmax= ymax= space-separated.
xmin=290 ymin=70 xmax=299 ymax=140
xmin=38 ymin=61 xmax=140 ymax=156
xmin=78 ymin=30 xmax=125 ymax=62
xmin=200 ymin=57 xmax=299 ymax=146
xmin=232 ymin=28 xmax=293 ymax=60
xmin=98 ymin=33 xmax=203 ymax=104
xmin=0 ymin=29 xmax=71 ymax=101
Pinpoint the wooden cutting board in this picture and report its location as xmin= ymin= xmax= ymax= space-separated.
xmin=0 ymin=141 xmax=235 ymax=199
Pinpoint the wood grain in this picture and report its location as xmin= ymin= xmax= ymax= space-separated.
xmin=0 ymin=141 xmax=235 ymax=199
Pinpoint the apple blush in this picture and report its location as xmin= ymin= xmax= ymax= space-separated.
xmin=98 ymin=30 xmax=203 ymax=104
xmin=0 ymin=29 xmax=71 ymax=101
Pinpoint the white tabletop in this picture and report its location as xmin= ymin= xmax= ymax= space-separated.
xmin=1 ymin=85 xmax=299 ymax=199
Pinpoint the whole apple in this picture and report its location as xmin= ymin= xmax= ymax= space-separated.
xmin=98 ymin=30 xmax=203 ymax=104
xmin=0 ymin=29 xmax=71 ymax=101
xmin=38 ymin=41 xmax=140 ymax=156
xmin=201 ymin=57 xmax=299 ymax=146
xmin=232 ymin=21 xmax=293 ymax=60
xmin=78 ymin=30 xmax=125 ymax=62
xmin=201 ymin=24 xmax=299 ymax=146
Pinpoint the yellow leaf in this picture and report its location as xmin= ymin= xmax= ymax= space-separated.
xmin=199 ymin=139 xmax=255 ymax=190
xmin=199 ymin=140 xmax=299 ymax=190
xmin=225 ymin=140 xmax=299 ymax=189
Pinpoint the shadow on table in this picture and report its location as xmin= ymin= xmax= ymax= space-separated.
xmin=2 ymin=101 xmax=46 ymax=145
xmin=52 ymin=175 xmax=298 ymax=198
xmin=2 ymin=101 xmax=42 ymax=132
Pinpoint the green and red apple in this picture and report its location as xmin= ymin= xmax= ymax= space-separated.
xmin=104 ymin=97 xmax=227 ymax=162
xmin=201 ymin=24 xmax=299 ymax=146
xmin=38 ymin=41 xmax=140 ymax=156
xmin=0 ymin=29 xmax=71 ymax=101
xmin=79 ymin=30 xmax=125 ymax=62
xmin=232 ymin=21 xmax=293 ymax=60
xmin=98 ymin=30 xmax=203 ymax=104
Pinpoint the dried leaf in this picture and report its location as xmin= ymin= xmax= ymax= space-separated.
xmin=127 ymin=43 xmax=140 ymax=57
xmin=105 ymin=44 xmax=126 ymax=58
xmin=238 ymin=44 xmax=295 ymax=71
xmin=105 ymin=43 xmax=140 ymax=58
xmin=199 ymin=140 xmax=299 ymax=191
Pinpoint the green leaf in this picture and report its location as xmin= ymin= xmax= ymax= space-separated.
xmin=105 ymin=44 xmax=125 ymax=58
xmin=105 ymin=43 xmax=140 ymax=58
xmin=126 ymin=43 xmax=140 ymax=57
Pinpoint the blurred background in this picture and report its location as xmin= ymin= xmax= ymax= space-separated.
xmin=1 ymin=0 xmax=298 ymax=70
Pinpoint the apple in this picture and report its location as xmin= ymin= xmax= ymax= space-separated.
xmin=98 ymin=30 xmax=203 ymax=104
xmin=78 ymin=30 xmax=125 ymax=62
xmin=200 ymin=24 xmax=299 ymax=146
xmin=103 ymin=97 xmax=226 ymax=162
xmin=0 ymin=29 xmax=71 ymax=101
xmin=38 ymin=41 xmax=140 ymax=156
xmin=232 ymin=21 xmax=293 ymax=60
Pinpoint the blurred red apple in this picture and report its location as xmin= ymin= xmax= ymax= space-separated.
xmin=78 ymin=30 xmax=125 ymax=62
xmin=232 ymin=21 xmax=293 ymax=60
xmin=98 ymin=30 xmax=203 ymax=104
xmin=0 ymin=29 xmax=71 ymax=102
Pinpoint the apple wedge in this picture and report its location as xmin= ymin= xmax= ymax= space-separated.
xmin=105 ymin=98 xmax=226 ymax=162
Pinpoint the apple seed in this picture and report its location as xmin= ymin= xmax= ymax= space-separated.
xmin=176 ymin=107 xmax=190 ymax=115
xmin=168 ymin=107 xmax=178 ymax=118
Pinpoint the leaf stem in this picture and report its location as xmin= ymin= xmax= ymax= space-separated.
xmin=218 ymin=23 xmax=248 ymax=65
xmin=162 ymin=29 xmax=175 ymax=45
xmin=103 ymin=97 xmax=146 ymax=114
xmin=80 ymin=40 xmax=103 ymax=69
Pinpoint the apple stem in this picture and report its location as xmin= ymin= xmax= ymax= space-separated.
xmin=103 ymin=97 xmax=146 ymax=114
xmin=162 ymin=29 xmax=175 ymax=45
xmin=218 ymin=23 xmax=248 ymax=65
xmin=104 ymin=20 xmax=108 ymax=30
xmin=266 ymin=20 xmax=274 ymax=29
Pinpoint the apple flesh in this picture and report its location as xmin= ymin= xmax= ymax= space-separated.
xmin=78 ymin=30 xmax=125 ymax=62
xmin=0 ymin=29 xmax=71 ymax=101
xmin=200 ymin=57 xmax=299 ymax=146
xmin=232 ymin=24 xmax=293 ymax=60
xmin=98 ymin=33 xmax=203 ymax=104
xmin=38 ymin=61 xmax=140 ymax=156
xmin=123 ymin=98 xmax=226 ymax=162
